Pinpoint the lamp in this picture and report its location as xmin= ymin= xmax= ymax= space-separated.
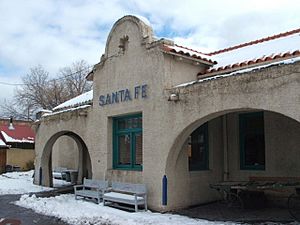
xmin=168 ymin=93 xmax=179 ymax=102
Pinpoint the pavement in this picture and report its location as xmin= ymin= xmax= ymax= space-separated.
xmin=176 ymin=201 xmax=298 ymax=224
xmin=0 ymin=194 xmax=69 ymax=225
xmin=0 ymin=193 xmax=298 ymax=225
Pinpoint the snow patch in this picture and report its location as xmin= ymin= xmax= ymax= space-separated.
xmin=0 ymin=171 xmax=52 ymax=195
xmin=15 ymin=194 xmax=235 ymax=225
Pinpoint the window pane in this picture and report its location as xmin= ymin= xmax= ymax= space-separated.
xmin=240 ymin=112 xmax=265 ymax=169
xmin=135 ymin=133 xmax=143 ymax=165
xmin=244 ymin=133 xmax=265 ymax=166
xmin=188 ymin=123 xmax=208 ymax=170
xmin=118 ymin=117 xmax=142 ymax=130
xmin=118 ymin=120 xmax=126 ymax=129
xmin=118 ymin=135 xmax=131 ymax=165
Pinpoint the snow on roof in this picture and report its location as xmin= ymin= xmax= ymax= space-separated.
xmin=175 ymin=56 xmax=300 ymax=89
xmin=163 ymin=28 xmax=300 ymax=76
xmin=53 ymin=90 xmax=93 ymax=111
xmin=0 ymin=123 xmax=35 ymax=143
xmin=0 ymin=124 xmax=35 ymax=144
xmin=0 ymin=138 xmax=9 ymax=148
xmin=161 ymin=44 xmax=216 ymax=65
xmin=133 ymin=14 xmax=151 ymax=27
xmin=207 ymin=29 xmax=300 ymax=72
xmin=1 ymin=131 xmax=34 ymax=144
xmin=43 ymin=105 xmax=91 ymax=118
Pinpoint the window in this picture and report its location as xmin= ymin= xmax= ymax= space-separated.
xmin=188 ymin=122 xmax=209 ymax=171
xmin=239 ymin=112 xmax=265 ymax=170
xmin=113 ymin=114 xmax=142 ymax=170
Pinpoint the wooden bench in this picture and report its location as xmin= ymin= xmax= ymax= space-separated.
xmin=52 ymin=167 xmax=67 ymax=179
xmin=103 ymin=181 xmax=147 ymax=212
xmin=74 ymin=178 xmax=109 ymax=204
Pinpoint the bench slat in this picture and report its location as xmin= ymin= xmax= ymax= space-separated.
xmin=103 ymin=181 xmax=147 ymax=212
xmin=74 ymin=178 xmax=108 ymax=204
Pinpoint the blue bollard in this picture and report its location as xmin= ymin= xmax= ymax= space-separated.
xmin=162 ymin=175 xmax=167 ymax=205
xmin=39 ymin=167 xmax=42 ymax=185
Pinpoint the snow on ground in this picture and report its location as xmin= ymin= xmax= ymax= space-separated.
xmin=15 ymin=194 xmax=235 ymax=225
xmin=0 ymin=170 xmax=53 ymax=195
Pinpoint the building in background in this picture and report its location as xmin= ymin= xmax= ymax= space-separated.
xmin=0 ymin=118 xmax=35 ymax=172
xmin=0 ymin=135 xmax=9 ymax=173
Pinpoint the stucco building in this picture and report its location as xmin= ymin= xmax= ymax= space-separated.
xmin=0 ymin=118 xmax=35 ymax=172
xmin=34 ymin=16 xmax=300 ymax=211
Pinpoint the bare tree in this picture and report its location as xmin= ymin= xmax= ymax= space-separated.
xmin=58 ymin=60 xmax=92 ymax=99
xmin=0 ymin=60 xmax=92 ymax=120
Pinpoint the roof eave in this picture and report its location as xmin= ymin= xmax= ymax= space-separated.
xmin=197 ymin=55 xmax=300 ymax=79
xmin=162 ymin=50 xmax=215 ymax=66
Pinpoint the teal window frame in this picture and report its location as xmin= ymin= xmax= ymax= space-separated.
xmin=239 ymin=112 xmax=265 ymax=170
xmin=113 ymin=114 xmax=143 ymax=171
xmin=188 ymin=122 xmax=209 ymax=171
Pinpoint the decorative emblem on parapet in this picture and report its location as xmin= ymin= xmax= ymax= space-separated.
xmin=99 ymin=84 xmax=148 ymax=107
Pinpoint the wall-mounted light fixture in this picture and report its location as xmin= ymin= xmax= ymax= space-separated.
xmin=8 ymin=117 xmax=15 ymax=130
xmin=168 ymin=93 xmax=179 ymax=102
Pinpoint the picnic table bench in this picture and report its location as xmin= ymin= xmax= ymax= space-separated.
xmin=74 ymin=178 xmax=109 ymax=204
xmin=210 ymin=177 xmax=300 ymax=221
xmin=103 ymin=181 xmax=147 ymax=212
xmin=52 ymin=167 xmax=67 ymax=179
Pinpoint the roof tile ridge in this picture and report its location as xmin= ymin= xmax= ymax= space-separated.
xmin=174 ymin=44 xmax=210 ymax=56
xmin=208 ymin=28 xmax=300 ymax=56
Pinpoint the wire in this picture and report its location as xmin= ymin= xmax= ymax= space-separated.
xmin=0 ymin=65 xmax=94 ymax=86
xmin=0 ymin=81 xmax=25 ymax=86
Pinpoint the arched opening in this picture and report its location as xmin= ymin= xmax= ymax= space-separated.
xmin=165 ymin=109 xmax=300 ymax=209
xmin=39 ymin=131 xmax=92 ymax=187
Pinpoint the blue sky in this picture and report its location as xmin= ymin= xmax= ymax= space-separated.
xmin=1 ymin=0 xmax=300 ymax=103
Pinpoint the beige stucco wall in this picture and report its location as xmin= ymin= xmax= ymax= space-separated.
xmin=34 ymin=16 xmax=300 ymax=211
xmin=52 ymin=136 xmax=79 ymax=170
xmin=7 ymin=148 xmax=35 ymax=170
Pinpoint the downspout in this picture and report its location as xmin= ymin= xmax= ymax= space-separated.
xmin=223 ymin=115 xmax=229 ymax=181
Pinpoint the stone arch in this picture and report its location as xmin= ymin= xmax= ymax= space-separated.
xmin=104 ymin=15 xmax=154 ymax=58
xmin=39 ymin=131 xmax=92 ymax=187
xmin=165 ymin=107 xmax=300 ymax=175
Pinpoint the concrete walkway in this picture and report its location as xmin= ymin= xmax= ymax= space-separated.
xmin=0 ymin=194 xmax=70 ymax=225
xmin=176 ymin=201 xmax=297 ymax=224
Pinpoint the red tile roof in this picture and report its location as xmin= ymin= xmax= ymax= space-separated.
xmin=162 ymin=28 xmax=300 ymax=77
xmin=199 ymin=28 xmax=300 ymax=76
xmin=0 ymin=124 xmax=35 ymax=144
xmin=208 ymin=28 xmax=300 ymax=56
xmin=161 ymin=44 xmax=217 ymax=65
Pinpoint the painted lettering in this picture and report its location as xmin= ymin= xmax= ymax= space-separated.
xmin=134 ymin=86 xmax=140 ymax=99
xmin=124 ymin=89 xmax=132 ymax=101
xmin=142 ymin=84 xmax=147 ymax=98
xmin=105 ymin=94 xmax=111 ymax=105
xmin=99 ymin=95 xmax=105 ymax=106
xmin=119 ymin=90 xmax=125 ymax=102
xmin=99 ymin=84 xmax=148 ymax=107
xmin=111 ymin=92 xmax=119 ymax=104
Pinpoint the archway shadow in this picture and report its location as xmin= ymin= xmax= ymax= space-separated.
xmin=39 ymin=131 xmax=92 ymax=187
